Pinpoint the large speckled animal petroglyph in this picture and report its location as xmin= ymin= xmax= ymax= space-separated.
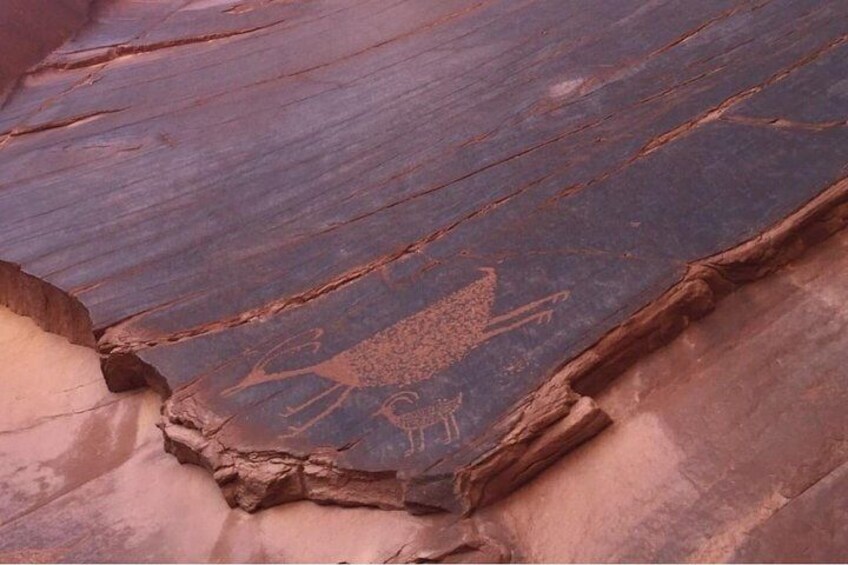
xmin=223 ymin=267 xmax=570 ymax=440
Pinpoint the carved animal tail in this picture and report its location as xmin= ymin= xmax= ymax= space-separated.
xmin=221 ymin=328 xmax=323 ymax=396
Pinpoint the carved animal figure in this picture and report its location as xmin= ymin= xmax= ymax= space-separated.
xmin=223 ymin=267 xmax=570 ymax=435
xmin=376 ymin=391 xmax=462 ymax=455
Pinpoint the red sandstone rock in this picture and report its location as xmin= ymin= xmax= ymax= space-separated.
xmin=2 ymin=224 xmax=848 ymax=561
xmin=1 ymin=0 xmax=847 ymax=518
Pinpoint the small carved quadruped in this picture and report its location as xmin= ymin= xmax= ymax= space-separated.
xmin=377 ymin=391 xmax=463 ymax=455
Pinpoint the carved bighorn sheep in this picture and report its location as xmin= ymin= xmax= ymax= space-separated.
xmin=376 ymin=391 xmax=462 ymax=455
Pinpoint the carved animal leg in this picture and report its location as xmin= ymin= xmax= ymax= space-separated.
xmin=417 ymin=428 xmax=426 ymax=452
xmin=405 ymin=430 xmax=416 ymax=456
xmin=450 ymin=414 xmax=460 ymax=441
xmin=282 ymin=383 xmax=343 ymax=416
xmin=486 ymin=289 xmax=570 ymax=328
xmin=282 ymin=387 xmax=352 ymax=436
xmin=441 ymin=418 xmax=453 ymax=444
xmin=482 ymin=309 xmax=553 ymax=340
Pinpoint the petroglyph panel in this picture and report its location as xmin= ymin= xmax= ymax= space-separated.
xmin=1 ymin=0 xmax=847 ymax=512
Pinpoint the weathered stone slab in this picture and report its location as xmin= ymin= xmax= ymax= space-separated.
xmin=0 ymin=0 xmax=846 ymax=513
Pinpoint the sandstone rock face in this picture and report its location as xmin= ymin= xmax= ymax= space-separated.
xmin=1 ymin=224 xmax=847 ymax=562
xmin=1 ymin=0 xmax=847 ymax=516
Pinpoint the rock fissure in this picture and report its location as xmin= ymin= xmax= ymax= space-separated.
xmin=2 ymin=108 xmax=126 ymax=139
xmin=639 ymin=32 xmax=848 ymax=157
xmin=32 ymin=18 xmax=291 ymax=73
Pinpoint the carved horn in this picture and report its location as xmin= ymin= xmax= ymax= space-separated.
xmin=383 ymin=390 xmax=419 ymax=409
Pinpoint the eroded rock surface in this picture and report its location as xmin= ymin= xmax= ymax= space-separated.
xmin=1 ymin=0 xmax=847 ymax=513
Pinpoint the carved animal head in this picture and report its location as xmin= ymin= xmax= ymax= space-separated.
xmin=220 ymin=328 xmax=324 ymax=397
